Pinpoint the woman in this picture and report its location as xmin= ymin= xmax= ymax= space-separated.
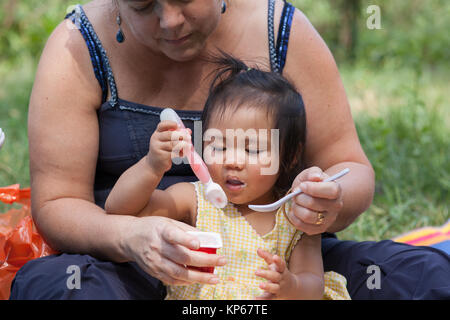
xmin=10 ymin=0 xmax=450 ymax=299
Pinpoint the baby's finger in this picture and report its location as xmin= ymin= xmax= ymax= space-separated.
xmin=255 ymin=268 xmax=282 ymax=283
xmin=172 ymin=141 xmax=192 ymax=158
xmin=157 ymin=120 xmax=179 ymax=132
xmin=257 ymin=248 xmax=274 ymax=265
xmin=157 ymin=130 xmax=188 ymax=143
xmin=170 ymin=129 xmax=191 ymax=142
xmin=259 ymin=282 xmax=280 ymax=295
xmin=273 ymin=255 xmax=286 ymax=273
xmin=255 ymin=291 xmax=275 ymax=300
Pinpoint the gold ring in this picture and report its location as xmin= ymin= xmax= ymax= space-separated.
xmin=315 ymin=212 xmax=325 ymax=225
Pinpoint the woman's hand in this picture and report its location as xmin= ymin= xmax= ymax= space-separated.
xmin=287 ymin=167 xmax=344 ymax=235
xmin=120 ymin=216 xmax=226 ymax=286
xmin=147 ymin=121 xmax=192 ymax=174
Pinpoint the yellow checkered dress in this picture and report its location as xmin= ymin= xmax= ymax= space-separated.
xmin=165 ymin=181 xmax=350 ymax=300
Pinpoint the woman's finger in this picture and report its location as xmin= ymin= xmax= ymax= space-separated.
xmin=295 ymin=192 xmax=344 ymax=215
xmin=161 ymin=222 xmax=200 ymax=249
xmin=160 ymin=223 xmax=226 ymax=268
xmin=151 ymin=257 xmax=219 ymax=286
xmin=161 ymin=241 xmax=226 ymax=269
xmin=132 ymin=246 xmax=193 ymax=286
xmin=299 ymin=180 xmax=342 ymax=201
xmin=294 ymin=193 xmax=330 ymax=213
xmin=290 ymin=205 xmax=323 ymax=225
xmin=292 ymin=166 xmax=325 ymax=186
xmin=287 ymin=208 xmax=333 ymax=235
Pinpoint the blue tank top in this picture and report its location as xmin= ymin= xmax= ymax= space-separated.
xmin=65 ymin=0 xmax=295 ymax=208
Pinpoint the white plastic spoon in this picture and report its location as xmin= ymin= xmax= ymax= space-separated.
xmin=160 ymin=108 xmax=228 ymax=208
xmin=248 ymin=168 xmax=350 ymax=212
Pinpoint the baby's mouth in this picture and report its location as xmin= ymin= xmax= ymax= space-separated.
xmin=225 ymin=177 xmax=247 ymax=191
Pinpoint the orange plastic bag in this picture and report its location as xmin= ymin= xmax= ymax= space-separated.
xmin=0 ymin=184 xmax=57 ymax=300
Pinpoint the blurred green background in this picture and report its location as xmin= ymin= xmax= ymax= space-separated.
xmin=0 ymin=0 xmax=448 ymax=241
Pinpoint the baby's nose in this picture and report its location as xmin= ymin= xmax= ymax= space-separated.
xmin=224 ymin=148 xmax=246 ymax=169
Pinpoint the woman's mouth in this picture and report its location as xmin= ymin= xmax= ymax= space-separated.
xmin=225 ymin=177 xmax=247 ymax=191
xmin=164 ymin=34 xmax=192 ymax=46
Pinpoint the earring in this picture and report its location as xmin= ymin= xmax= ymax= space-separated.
xmin=221 ymin=1 xmax=227 ymax=14
xmin=116 ymin=14 xmax=125 ymax=43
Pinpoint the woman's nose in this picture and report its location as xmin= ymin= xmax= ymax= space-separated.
xmin=157 ymin=3 xmax=185 ymax=30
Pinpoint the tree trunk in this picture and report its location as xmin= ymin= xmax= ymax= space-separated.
xmin=2 ymin=0 xmax=17 ymax=29
xmin=333 ymin=0 xmax=362 ymax=62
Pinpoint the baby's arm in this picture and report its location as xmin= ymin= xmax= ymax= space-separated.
xmin=105 ymin=121 xmax=195 ymax=224
xmin=255 ymin=234 xmax=324 ymax=300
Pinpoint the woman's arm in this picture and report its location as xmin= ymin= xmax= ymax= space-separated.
xmin=283 ymin=9 xmax=375 ymax=234
xmin=28 ymin=21 xmax=128 ymax=260
xmin=27 ymin=21 xmax=223 ymax=285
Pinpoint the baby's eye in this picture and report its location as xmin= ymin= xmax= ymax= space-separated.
xmin=212 ymin=146 xmax=225 ymax=152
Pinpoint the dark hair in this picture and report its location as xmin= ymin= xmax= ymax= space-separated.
xmin=201 ymin=53 xmax=307 ymax=199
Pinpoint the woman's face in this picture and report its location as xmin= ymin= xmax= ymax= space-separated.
xmin=118 ymin=0 xmax=223 ymax=61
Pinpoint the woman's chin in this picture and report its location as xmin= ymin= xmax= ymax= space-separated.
xmin=162 ymin=45 xmax=204 ymax=62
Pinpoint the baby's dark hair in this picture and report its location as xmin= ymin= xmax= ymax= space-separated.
xmin=201 ymin=53 xmax=307 ymax=199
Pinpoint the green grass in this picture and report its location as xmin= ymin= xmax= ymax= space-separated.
xmin=1 ymin=57 xmax=449 ymax=241
xmin=336 ymin=62 xmax=449 ymax=241
xmin=0 ymin=61 xmax=34 ymax=184
xmin=0 ymin=60 xmax=34 ymax=212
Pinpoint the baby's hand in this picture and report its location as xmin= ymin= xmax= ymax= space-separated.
xmin=254 ymin=248 xmax=294 ymax=300
xmin=147 ymin=121 xmax=192 ymax=174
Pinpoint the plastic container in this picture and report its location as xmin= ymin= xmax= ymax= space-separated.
xmin=187 ymin=231 xmax=223 ymax=273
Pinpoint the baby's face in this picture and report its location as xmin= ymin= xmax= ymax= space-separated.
xmin=203 ymin=106 xmax=280 ymax=206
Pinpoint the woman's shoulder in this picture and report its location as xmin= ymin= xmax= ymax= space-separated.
xmin=280 ymin=4 xmax=368 ymax=168
xmin=37 ymin=1 xmax=115 ymax=109
xmin=285 ymin=4 xmax=332 ymax=62
xmin=45 ymin=1 xmax=113 ymax=66
xmin=220 ymin=0 xmax=310 ymax=69
xmin=32 ymin=14 xmax=101 ymax=111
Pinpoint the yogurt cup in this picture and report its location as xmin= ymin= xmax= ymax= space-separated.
xmin=187 ymin=231 xmax=223 ymax=273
